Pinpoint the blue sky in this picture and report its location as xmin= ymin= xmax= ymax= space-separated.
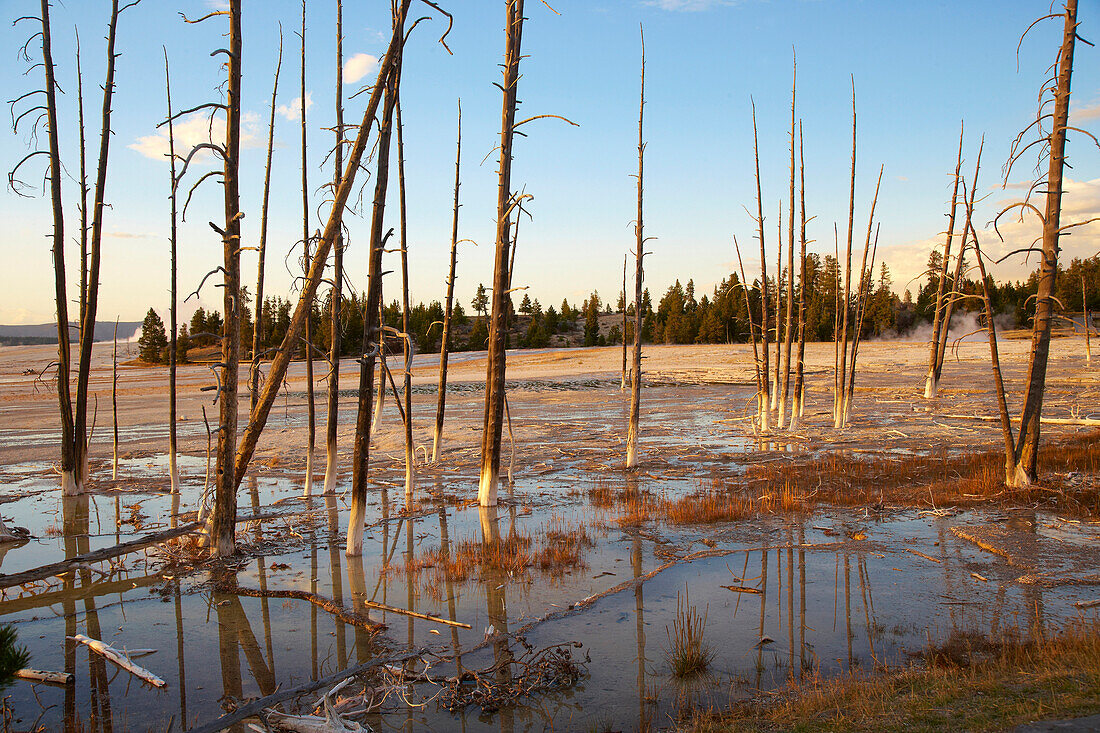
xmin=2 ymin=0 xmax=1098 ymax=326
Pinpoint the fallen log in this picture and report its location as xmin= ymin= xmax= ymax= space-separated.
xmin=68 ymin=634 xmax=166 ymax=688
xmin=942 ymin=413 xmax=1100 ymax=426
xmin=228 ymin=586 xmax=384 ymax=630
xmin=15 ymin=669 xmax=73 ymax=685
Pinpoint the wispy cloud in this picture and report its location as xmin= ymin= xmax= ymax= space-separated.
xmin=643 ymin=0 xmax=735 ymax=10
xmin=343 ymin=53 xmax=379 ymax=85
xmin=105 ymin=230 xmax=154 ymax=240
xmin=277 ymin=92 xmax=313 ymax=122
xmin=128 ymin=110 xmax=261 ymax=162
xmin=1071 ymin=99 xmax=1100 ymax=122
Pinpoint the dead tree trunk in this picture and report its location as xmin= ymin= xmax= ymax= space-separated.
xmin=842 ymin=165 xmax=882 ymax=427
xmin=924 ymin=124 xmax=964 ymax=399
xmin=734 ymin=237 xmax=764 ymax=421
xmin=1012 ymin=0 xmax=1080 ymax=486
xmin=933 ymin=138 xmax=983 ymax=392
xmin=845 ymin=221 xmax=880 ymax=427
xmin=35 ymin=0 xmax=77 ymax=494
xmin=479 ymin=0 xmax=525 ymax=502
xmin=751 ymin=102 xmax=771 ymax=431
xmin=625 ymin=24 xmax=646 ymax=469
xmin=1084 ymin=273 xmax=1092 ymax=367
xmin=348 ymin=14 xmax=405 ymax=554
xmin=112 ymin=320 xmax=119 ymax=480
xmin=211 ymin=0 xmax=245 ymax=557
xmin=76 ymin=34 xmax=89 ymax=375
xmin=395 ymin=99 xmax=415 ymax=505
xmin=792 ymin=122 xmax=808 ymax=428
xmin=164 ymin=50 xmax=181 ymax=495
xmin=432 ymin=100 xmax=462 ymax=464
xmin=779 ymin=51 xmax=796 ymax=429
xmin=323 ymin=2 xmax=343 ymax=495
xmin=251 ymin=36 xmax=283 ymax=419
xmin=299 ymin=0 xmax=317 ymax=497
xmin=835 ymin=78 xmax=856 ymax=429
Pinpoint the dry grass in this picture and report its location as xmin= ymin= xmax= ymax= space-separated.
xmin=665 ymin=491 xmax=753 ymax=524
xmin=666 ymin=587 xmax=714 ymax=678
xmin=682 ymin=619 xmax=1100 ymax=732
xmin=533 ymin=518 xmax=595 ymax=575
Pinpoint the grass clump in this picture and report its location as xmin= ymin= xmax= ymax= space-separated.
xmin=666 ymin=587 xmax=714 ymax=678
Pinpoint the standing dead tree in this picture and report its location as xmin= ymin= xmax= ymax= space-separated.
xmin=992 ymin=0 xmax=1093 ymax=486
xmin=11 ymin=0 xmax=140 ymax=494
xmin=251 ymin=34 xmax=284 ymax=418
xmin=750 ymin=101 xmax=771 ymax=431
xmin=791 ymin=122 xmax=809 ymax=428
xmin=348 ymin=5 xmax=407 ymax=554
xmin=298 ymin=0 xmax=317 ymax=497
xmin=626 ymin=25 xmax=647 ymax=469
xmin=395 ymin=98 xmax=415 ymax=504
xmin=323 ymin=2 xmax=343 ymax=495
xmin=621 ymin=254 xmax=629 ymax=390
xmin=432 ymin=101 xmax=464 ymax=464
xmin=778 ymin=50 xmax=796 ymax=429
xmin=480 ymin=0 xmax=526 ymax=500
xmin=1084 ymin=272 xmax=1093 ymax=367
xmin=734 ymin=237 xmax=764 ymax=427
xmin=841 ymin=165 xmax=882 ymax=427
xmin=924 ymin=124 xmax=965 ymax=399
xmin=834 ymin=79 xmax=856 ymax=429
xmin=164 ymin=49 xmax=182 ymax=495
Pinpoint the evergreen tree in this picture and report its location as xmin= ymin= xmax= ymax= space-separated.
xmin=519 ymin=293 xmax=533 ymax=315
xmin=0 ymin=625 xmax=29 ymax=691
xmin=138 ymin=308 xmax=168 ymax=363
xmin=176 ymin=323 xmax=191 ymax=363
xmin=472 ymin=283 xmax=489 ymax=319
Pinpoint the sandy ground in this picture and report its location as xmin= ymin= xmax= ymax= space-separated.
xmin=1 ymin=334 xmax=1098 ymax=489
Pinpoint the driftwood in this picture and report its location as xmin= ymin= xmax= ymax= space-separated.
xmin=942 ymin=413 xmax=1100 ymax=427
xmin=229 ymin=585 xmax=383 ymax=630
xmin=15 ymin=669 xmax=73 ymax=685
xmin=69 ymin=634 xmax=166 ymax=688
xmin=188 ymin=647 xmax=428 ymax=733
xmin=905 ymin=549 xmax=941 ymax=564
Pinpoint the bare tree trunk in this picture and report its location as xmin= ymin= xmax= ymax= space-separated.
xmin=75 ymin=0 xmax=130 ymax=488
xmin=38 ymin=0 xmax=77 ymax=494
xmin=76 ymin=34 xmax=89 ymax=372
xmin=773 ymin=206 xmax=782 ymax=406
xmin=299 ymin=0 xmax=317 ymax=498
xmin=323 ymin=3 xmax=343 ymax=495
xmin=751 ymin=102 xmax=770 ymax=431
xmin=933 ymin=140 xmax=984 ymax=389
xmin=164 ymin=51 xmax=181 ymax=495
xmin=792 ymin=122 xmax=808 ymax=428
xmin=1013 ymin=0 xmax=1079 ymax=486
xmin=479 ymin=0 xmax=525 ymax=503
xmin=972 ymin=224 xmax=1017 ymax=483
xmin=835 ymin=79 xmax=856 ymax=429
xmin=347 ymin=9 xmax=406 ymax=554
xmin=621 ymin=254 xmax=628 ymax=390
xmin=842 ymin=165 xmax=882 ymax=427
xmin=432 ymin=101 xmax=462 ymax=464
xmin=211 ymin=0 xmax=244 ymax=557
xmin=395 ymin=99 xmax=415 ymax=505
xmin=252 ymin=37 xmax=283 ymax=420
xmin=626 ymin=24 xmax=645 ymax=469
xmin=924 ymin=123 xmax=964 ymax=399
xmin=734 ymin=237 xmax=763 ymax=420
xmin=1084 ymin=274 xmax=1092 ymax=368
xmin=779 ymin=51 xmax=796 ymax=429
xmin=112 ymin=319 xmax=119 ymax=480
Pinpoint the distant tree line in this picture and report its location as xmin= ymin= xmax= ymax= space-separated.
xmin=134 ymin=255 xmax=1098 ymax=363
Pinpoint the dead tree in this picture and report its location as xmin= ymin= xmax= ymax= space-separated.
xmin=924 ymin=124 xmax=965 ymax=399
xmin=835 ymin=78 xmax=856 ymax=429
xmin=323 ymin=2 xmax=343 ymax=495
xmin=773 ymin=202 xmax=783 ymax=406
xmin=251 ymin=35 xmax=284 ymax=417
xmin=995 ymin=0 xmax=1090 ymax=486
xmin=299 ymin=0 xmax=317 ymax=497
xmin=734 ymin=237 xmax=764 ymax=422
xmin=348 ymin=8 xmax=407 ymax=554
xmin=432 ymin=100 xmax=463 ymax=464
xmin=112 ymin=320 xmax=119 ymax=480
xmin=750 ymin=101 xmax=771 ymax=431
xmin=778 ymin=50 xmax=796 ymax=428
xmin=480 ymin=0 xmax=526 ymax=501
xmin=164 ymin=50 xmax=181 ymax=494
xmin=933 ymin=140 xmax=985 ymax=392
xmin=395 ymin=98 xmax=415 ymax=504
xmin=791 ymin=122 xmax=809 ymax=428
xmin=1084 ymin=273 xmax=1092 ymax=367
xmin=626 ymin=24 xmax=646 ymax=469
xmin=841 ymin=165 xmax=882 ymax=427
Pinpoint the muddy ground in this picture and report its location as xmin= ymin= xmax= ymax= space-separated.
xmin=0 ymin=337 xmax=1098 ymax=731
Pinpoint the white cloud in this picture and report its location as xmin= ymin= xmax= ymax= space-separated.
xmin=343 ymin=53 xmax=379 ymax=86
xmin=880 ymin=177 xmax=1100 ymax=294
xmin=128 ymin=110 xmax=261 ymax=162
xmin=644 ymin=0 xmax=735 ymax=10
xmin=277 ymin=92 xmax=313 ymax=122
xmin=1071 ymin=99 xmax=1100 ymax=123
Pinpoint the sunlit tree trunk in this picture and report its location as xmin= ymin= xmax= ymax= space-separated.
xmin=791 ymin=122 xmax=808 ymax=428
xmin=779 ymin=52 xmax=796 ymax=429
xmin=164 ymin=52 xmax=181 ymax=495
xmin=751 ymin=102 xmax=771 ymax=431
xmin=323 ymin=3 xmax=343 ymax=495
xmin=395 ymin=98 xmax=415 ymax=505
xmin=626 ymin=25 xmax=646 ymax=468
xmin=835 ymin=79 xmax=856 ymax=429
xmin=432 ymin=101 xmax=462 ymax=464
xmin=299 ymin=0 xmax=317 ymax=497
xmin=924 ymin=124 xmax=964 ymax=399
